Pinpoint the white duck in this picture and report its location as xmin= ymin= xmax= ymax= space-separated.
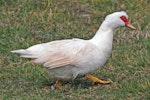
xmin=11 ymin=11 xmax=135 ymax=90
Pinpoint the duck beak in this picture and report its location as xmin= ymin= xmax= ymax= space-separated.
xmin=126 ymin=23 xmax=136 ymax=30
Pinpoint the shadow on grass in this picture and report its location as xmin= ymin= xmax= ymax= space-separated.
xmin=41 ymin=77 xmax=109 ymax=92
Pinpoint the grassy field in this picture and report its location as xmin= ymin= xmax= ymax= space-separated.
xmin=0 ymin=0 xmax=150 ymax=99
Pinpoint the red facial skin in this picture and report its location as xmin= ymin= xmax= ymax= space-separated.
xmin=120 ymin=16 xmax=136 ymax=30
xmin=120 ymin=16 xmax=129 ymax=25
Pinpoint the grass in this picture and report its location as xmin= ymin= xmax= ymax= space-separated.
xmin=0 ymin=0 xmax=150 ymax=99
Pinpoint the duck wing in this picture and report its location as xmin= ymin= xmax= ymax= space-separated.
xmin=30 ymin=39 xmax=94 ymax=69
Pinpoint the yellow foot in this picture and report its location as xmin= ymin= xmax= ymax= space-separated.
xmin=85 ymin=74 xmax=113 ymax=84
xmin=54 ymin=80 xmax=63 ymax=90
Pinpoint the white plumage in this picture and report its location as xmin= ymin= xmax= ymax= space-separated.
xmin=11 ymin=11 xmax=135 ymax=81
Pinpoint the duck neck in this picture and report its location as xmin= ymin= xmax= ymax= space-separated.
xmin=90 ymin=21 xmax=115 ymax=47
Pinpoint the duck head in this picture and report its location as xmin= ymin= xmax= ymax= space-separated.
xmin=104 ymin=11 xmax=136 ymax=30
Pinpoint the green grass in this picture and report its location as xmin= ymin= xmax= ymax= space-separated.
xmin=0 ymin=0 xmax=150 ymax=99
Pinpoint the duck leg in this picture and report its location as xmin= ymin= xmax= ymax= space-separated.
xmin=85 ymin=74 xmax=112 ymax=84
xmin=54 ymin=80 xmax=63 ymax=90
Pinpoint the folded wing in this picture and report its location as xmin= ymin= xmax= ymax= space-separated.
xmin=12 ymin=39 xmax=91 ymax=69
